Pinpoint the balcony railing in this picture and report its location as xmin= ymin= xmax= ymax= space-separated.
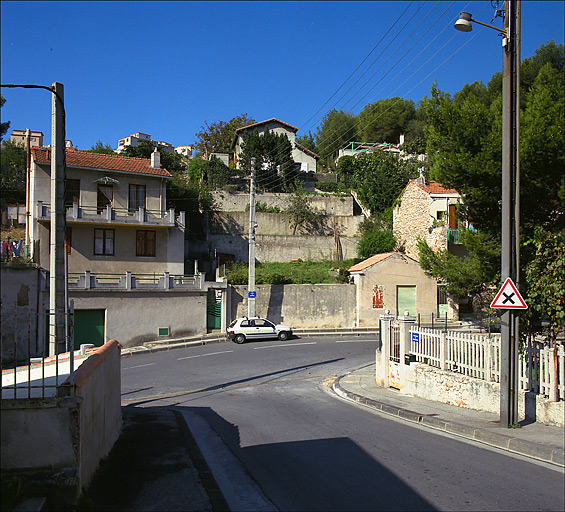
xmin=67 ymin=271 xmax=204 ymax=291
xmin=37 ymin=202 xmax=185 ymax=228
xmin=448 ymin=228 xmax=462 ymax=244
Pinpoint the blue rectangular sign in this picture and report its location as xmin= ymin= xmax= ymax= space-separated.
xmin=248 ymin=291 xmax=257 ymax=298
xmin=411 ymin=332 xmax=419 ymax=343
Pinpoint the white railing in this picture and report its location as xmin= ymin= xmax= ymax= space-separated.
xmin=409 ymin=327 xmax=564 ymax=401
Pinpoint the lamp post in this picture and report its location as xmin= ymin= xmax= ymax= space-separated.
xmin=455 ymin=1 xmax=521 ymax=427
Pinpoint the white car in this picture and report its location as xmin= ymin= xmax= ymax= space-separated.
xmin=227 ymin=317 xmax=292 ymax=344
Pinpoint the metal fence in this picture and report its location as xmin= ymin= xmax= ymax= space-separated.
xmin=1 ymin=306 xmax=80 ymax=400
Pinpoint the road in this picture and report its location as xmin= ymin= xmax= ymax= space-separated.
xmin=121 ymin=335 xmax=564 ymax=511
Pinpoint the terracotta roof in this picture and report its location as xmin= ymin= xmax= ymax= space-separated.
xmin=235 ymin=118 xmax=299 ymax=134
xmin=295 ymin=142 xmax=320 ymax=159
xmin=348 ymin=252 xmax=399 ymax=272
xmin=31 ymin=147 xmax=172 ymax=177
xmin=414 ymin=179 xmax=458 ymax=195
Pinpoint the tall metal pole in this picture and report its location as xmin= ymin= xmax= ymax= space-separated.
xmin=248 ymin=158 xmax=257 ymax=317
xmin=500 ymin=0 xmax=520 ymax=427
xmin=25 ymin=129 xmax=31 ymax=250
xmin=49 ymin=82 xmax=66 ymax=356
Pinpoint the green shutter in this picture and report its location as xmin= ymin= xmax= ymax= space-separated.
xmin=396 ymin=286 xmax=416 ymax=316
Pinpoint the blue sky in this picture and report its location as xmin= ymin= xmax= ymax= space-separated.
xmin=1 ymin=1 xmax=563 ymax=150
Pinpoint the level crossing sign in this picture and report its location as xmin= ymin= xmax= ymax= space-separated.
xmin=490 ymin=278 xmax=528 ymax=310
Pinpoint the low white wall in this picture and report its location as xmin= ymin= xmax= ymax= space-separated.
xmin=393 ymin=360 xmax=564 ymax=427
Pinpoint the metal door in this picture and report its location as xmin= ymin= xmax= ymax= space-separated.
xmin=207 ymin=289 xmax=222 ymax=330
xmin=74 ymin=309 xmax=105 ymax=350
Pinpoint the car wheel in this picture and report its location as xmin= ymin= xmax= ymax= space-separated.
xmin=234 ymin=334 xmax=246 ymax=344
xmin=278 ymin=331 xmax=289 ymax=341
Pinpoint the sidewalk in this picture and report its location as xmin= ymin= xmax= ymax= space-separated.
xmin=334 ymin=363 xmax=565 ymax=467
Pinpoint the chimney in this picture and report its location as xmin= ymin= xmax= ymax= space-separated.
xmin=417 ymin=167 xmax=426 ymax=187
xmin=151 ymin=148 xmax=161 ymax=169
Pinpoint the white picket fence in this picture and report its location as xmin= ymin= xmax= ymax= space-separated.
xmin=410 ymin=327 xmax=565 ymax=401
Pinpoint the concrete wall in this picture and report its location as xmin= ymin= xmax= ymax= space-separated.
xmin=1 ymin=264 xmax=48 ymax=364
xmin=352 ymin=253 xmax=438 ymax=325
xmin=211 ymin=211 xmax=363 ymax=237
xmin=230 ymin=284 xmax=356 ymax=328
xmin=211 ymin=191 xmax=355 ymax=216
xmin=73 ymin=340 xmax=122 ymax=490
xmin=210 ymin=234 xmax=360 ymax=263
xmin=70 ymin=290 xmax=210 ymax=347
xmin=1 ymin=340 xmax=122 ymax=507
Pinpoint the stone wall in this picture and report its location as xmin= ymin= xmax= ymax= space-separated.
xmin=393 ymin=181 xmax=435 ymax=260
xmin=230 ymin=283 xmax=356 ymax=328
xmin=403 ymin=363 xmax=564 ymax=427
xmin=210 ymin=211 xmax=363 ymax=237
xmin=210 ymin=234 xmax=360 ymax=263
xmin=211 ymin=191 xmax=354 ymax=216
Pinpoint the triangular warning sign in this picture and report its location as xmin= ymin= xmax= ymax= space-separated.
xmin=490 ymin=278 xmax=528 ymax=309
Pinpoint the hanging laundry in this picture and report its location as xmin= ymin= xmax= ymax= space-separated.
xmin=1 ymin=241 xmax=7 ymax=257
xmin=12 ymin=239 xmax=24 ymax=257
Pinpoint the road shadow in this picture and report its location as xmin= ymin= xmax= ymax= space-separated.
xmin=175 ymin=405 xmax=436 ymax=511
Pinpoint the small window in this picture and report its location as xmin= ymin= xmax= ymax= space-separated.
xmin=136 ymin=230 xmax=156 ymax=257
xmin=94 ymin=229 xmax=114 ymax=255
xmin=129 ymin=184 xmax=146 ymax=213
xmin=240 ymin=320 xmax=250 ymax=327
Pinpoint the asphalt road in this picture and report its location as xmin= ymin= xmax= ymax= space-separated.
xmin=121 ymin=335 xmax=565 ymax=511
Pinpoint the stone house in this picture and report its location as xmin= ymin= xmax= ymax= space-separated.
xmin=27 ymin=147 xmax=227 ymax=350
xmin=348 ymin=252 xmax=439 ymax=326
xmin=231 ymin=118 xmax=319 ymax=172
xmin=393 ymin=176 xmax=465 ymax=261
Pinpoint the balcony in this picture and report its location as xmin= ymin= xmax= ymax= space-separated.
xmin=36 ymin=202 xmax=185 ymax=228
xmin=448 ymin=228 xmax=462 ymax=244
xmin=67 ymin=271 xmax=206 ymax=291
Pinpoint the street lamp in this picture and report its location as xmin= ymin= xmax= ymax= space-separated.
xmin=455 ymin=1 xmax=521 ymax=427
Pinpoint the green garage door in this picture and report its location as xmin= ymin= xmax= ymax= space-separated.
xmin=74 ymin=309 xmax=105 ymax=350
xmin=396 ymin=286 xmax=416 ymax=316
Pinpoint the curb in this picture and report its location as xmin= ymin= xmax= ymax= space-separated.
xmin=121 ymin=328 xmax=381 ymax=357
xmin=333 ymin=375 xmax=565 ymax=468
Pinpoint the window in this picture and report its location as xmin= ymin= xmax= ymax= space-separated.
xmin=94 ymin=229 xmax=114 ymax=255
xmin=65 ymin=179 xmax=80 ymax=208
xmin=136 ymin=230 xmax=156 ymax=257
xmin=129 ymin=184 xmax=146 ymax=213
xmin=97 ymin=185 xmax=113 ymax=213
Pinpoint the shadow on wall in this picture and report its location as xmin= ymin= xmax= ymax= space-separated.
xmin=266 ymin=284 xmax=284 ymax=324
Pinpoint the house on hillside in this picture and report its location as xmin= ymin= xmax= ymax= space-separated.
xmin=231 ymin=118 xmax=319 ymax=172
xmin=27 ymin=147 xmax=227 ymax=350
xmin=393 ymin=176 xmax=466 ymax=261
xmin=116 ymin=132 xmax=175 ymax=153
xmin=349 ymin=252 xmax=440 ymax=326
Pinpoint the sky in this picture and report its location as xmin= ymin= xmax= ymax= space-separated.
xmin=1 ymin=1 xmax=563 ymax=150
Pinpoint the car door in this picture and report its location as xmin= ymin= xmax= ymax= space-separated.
xmin=253 ymin=319 xmax=277 ymax=339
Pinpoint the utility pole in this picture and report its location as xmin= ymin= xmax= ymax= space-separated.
xmin=248 ymin=158 xmax=257 ymax=317
xmin=25 ymin=129 xmax=31 ymax=251
xmin=49 ymin=81 xmax=67 ymax=356
xmin=500 ymin=0 xmax=521 ymax=427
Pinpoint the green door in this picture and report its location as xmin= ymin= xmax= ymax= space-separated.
xmin=207 ymin=289 xmax=222 ymax=330
xmin=74 ymin=309 xmax=105 ymax=349
xmin=396 ymin=286 xmax=416 ymax=316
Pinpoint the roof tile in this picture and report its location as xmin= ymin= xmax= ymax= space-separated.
xmin=31 ymin=147 xmax=172 ymax=177
xmin=349 ymin=252 xmax=399 ymax=272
